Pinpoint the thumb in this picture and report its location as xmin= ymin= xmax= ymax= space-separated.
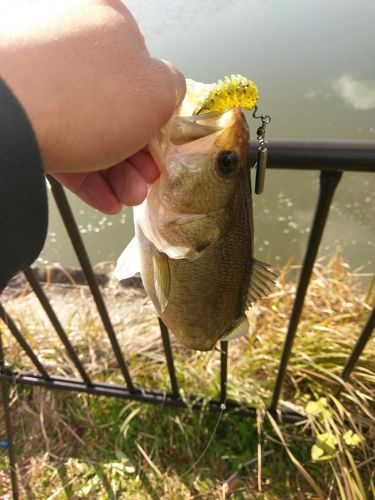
xmin=144 ymin=58 xmax=186 ymax=130
xmin=106 ymin=57 xmax=186 ymax=168
xmin=159 ymin=59 xmax=187 ymax=108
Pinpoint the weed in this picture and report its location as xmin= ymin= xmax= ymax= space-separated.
xmin=0 ymin=252 xmax=374 ymax=498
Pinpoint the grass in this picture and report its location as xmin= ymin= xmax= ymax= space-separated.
xmin=0 ymin=251 xmax=374 ymax=498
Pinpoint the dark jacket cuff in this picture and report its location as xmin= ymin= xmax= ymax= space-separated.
xmin=0 ymin=77 xmax=48 ymax=292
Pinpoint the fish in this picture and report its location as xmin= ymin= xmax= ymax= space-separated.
xmin=115 ymin=78 xmax=275 ymax=351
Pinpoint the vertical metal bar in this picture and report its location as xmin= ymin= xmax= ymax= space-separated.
xmin=23 ymin=268 xmax=93 ymax=386
xmin=158 ymin=319 xmax=179 ymax=398
xmin=48 ymin=177 xmax=136 ymax=392
xmin=0 ymin=330 xmax=19 ymax=500
xmin=0 ymin=304 xmax=50 ymax=380
xmin=220 ymin=341 xmax=228 ymax=404
xmin=340 ymin=307 xmax=375 ymax=382
xmin=269 ymin=170 xmax=343 ymax=411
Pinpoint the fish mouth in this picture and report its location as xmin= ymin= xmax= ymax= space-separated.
xmin=214 ymin=107 xmax=249 ymax=153
xmin=175 ymin=107 xmax=249 ymax=159
xmin=149 ymin=107 xmax=248 ymax=176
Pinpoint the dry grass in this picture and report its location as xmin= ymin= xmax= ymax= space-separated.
xmin=0 ymin=251 xmax=374 ymax=498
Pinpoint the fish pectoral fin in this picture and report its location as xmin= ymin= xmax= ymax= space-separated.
xmin=152 ymin=252 xmax=171 ymax=313
xmin=222 ymin=316 xmax=250 ymax=341
xmin=246 ymin=259 xmax=277 ymax=307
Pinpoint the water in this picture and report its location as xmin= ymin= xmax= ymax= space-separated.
xmin=39 ymin=0 xmax=375 ymax=273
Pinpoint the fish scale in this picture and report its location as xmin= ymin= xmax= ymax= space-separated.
xmin=115 ymin=78 xmax=275 ymax=350
xmin=136 ymin=186 xmax=252 ymax=350
xmin=134 ymin=108 xmax=260 ymax=350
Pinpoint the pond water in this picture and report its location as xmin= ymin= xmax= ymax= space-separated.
xmin=39 ymin=0 xmax=375 ymax=274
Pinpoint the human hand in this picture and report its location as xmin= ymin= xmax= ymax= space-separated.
xmin=53 ymin=149 xmax=160 ymax=214
xmin=0 ymin=0 xmax=185 ymax=213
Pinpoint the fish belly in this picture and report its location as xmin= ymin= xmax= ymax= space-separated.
xmin=137 ymin=209 xmax=252 ymax=351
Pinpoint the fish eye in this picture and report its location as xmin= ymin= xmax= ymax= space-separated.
xmin=217 ymin=151 xmax=240 ymax=175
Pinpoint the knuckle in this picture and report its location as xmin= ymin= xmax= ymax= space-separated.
xmin=145 ymin=59 xmax=180 ymax=123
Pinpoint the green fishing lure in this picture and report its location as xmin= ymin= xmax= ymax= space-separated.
xmin=193 ymin=74 xmax=259 ymax=115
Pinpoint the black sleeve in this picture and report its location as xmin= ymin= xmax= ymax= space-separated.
xmin=0 ymin=77 xmax=48 ymax=292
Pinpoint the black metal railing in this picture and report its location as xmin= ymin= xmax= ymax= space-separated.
xmin=1 ymin=140 xmax=374 ymax=499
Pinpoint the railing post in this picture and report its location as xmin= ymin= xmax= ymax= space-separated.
xmin=0 ymin=329 xmax=19 ymax=499
xmin=48 ymin=177 xmax=136 ymax=392
xmin=220 ymin=341 xmax=228 ymax=404
xmin=158 ymin=319 xmax=179 ymax=398
xmin=269 ymin=170 xmax=343 ymax=411
xmin=340 ymin=307 xmax=375 ymax=382
xmin=0 ymin=304 xmax=50 ymax=380
xmin=23 ymin=267 xmax=93 ymax=387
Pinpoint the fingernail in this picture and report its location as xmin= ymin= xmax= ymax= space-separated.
xmin=161 ymin=59 xmax=186 ymax=106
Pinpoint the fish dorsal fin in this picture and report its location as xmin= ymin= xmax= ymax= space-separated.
xmin=114 ymin=237 xmax=141 ymax=281
xmin=246 ymin=259 xmax=277 ymax=307
xmin=222 ymin=315 xmax=249 ymax=341
xmin=153 ymin=252 xmax=171 ymax=313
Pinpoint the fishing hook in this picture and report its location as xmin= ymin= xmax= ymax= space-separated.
xmin=252 ymin=106 xmax=271 ymax=194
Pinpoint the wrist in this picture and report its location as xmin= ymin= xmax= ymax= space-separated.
xmin=0 ymin=40 xmax=51 ymax=171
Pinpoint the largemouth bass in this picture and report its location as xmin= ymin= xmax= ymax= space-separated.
xmin=115 ymin=79 xmax=275 ymax=351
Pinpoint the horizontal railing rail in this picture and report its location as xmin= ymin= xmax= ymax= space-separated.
xmin=1 ymin=140 xmax=374 ymax=499
xmin=250 ymin=139 xmax=375 ymax=171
